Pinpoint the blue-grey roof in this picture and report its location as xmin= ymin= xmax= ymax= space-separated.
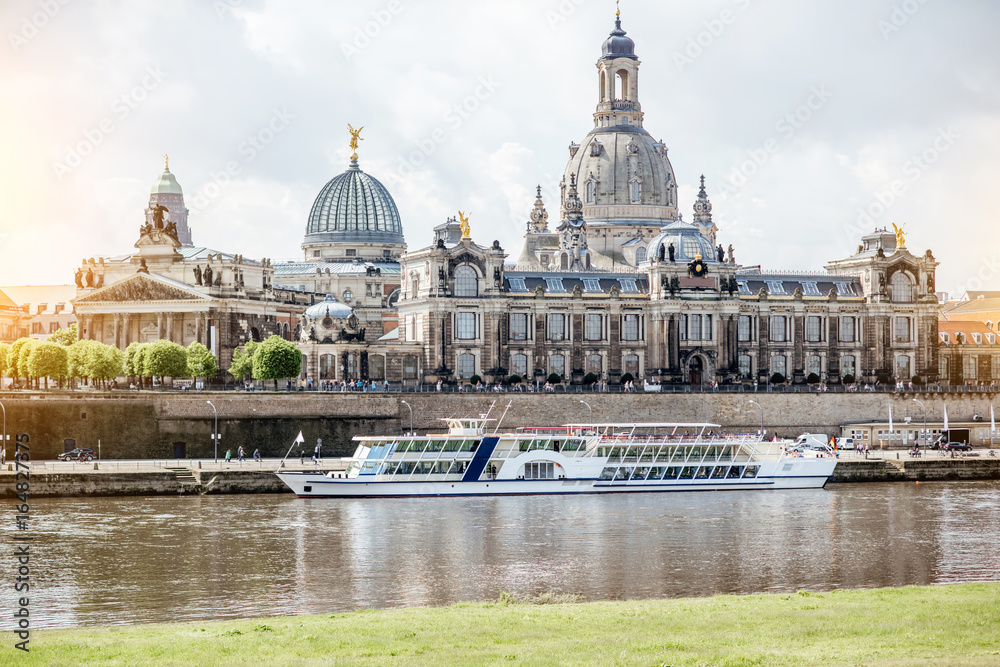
xmin=734 ymin=272 xmax=864 ymax=299
xmin=304 ymin=294 xmax=353 ymax=320
xmin=272 ymin=260 xmax=400 ymax=277
xmin=504 ymin=272 xmax=648 ymax=296
xmin=305 ymin=160 xmax=404 ymax=246
xmin=646 ymin=222 xmax=718 ymax=264
xmin=602 ymin=18 xmax=637 ymax=60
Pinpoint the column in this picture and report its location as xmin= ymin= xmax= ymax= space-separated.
xmin=166 ymin=313 xmax=174 ymax=343
xmin=156 ymin=312 xmax=164 ymax=341
xmin=113 ymin=314 xmax=120 ymax=349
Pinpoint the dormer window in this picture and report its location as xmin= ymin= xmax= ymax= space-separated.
xmin=987 ymin=333 xmax=996 ymax=344
xmin=940 ymin=333 xmax=949 ymax=344
xmin=545 ymin=278 xmax=566 ymax=293
xmin=765 ymin=281 xmax=786 ymax=296
xmin=507 ymin=278 xmax=527 ymax=292
xmin=801 ymin=282 xmax=820 ymax=297
xmin=973 ymin=333 xmax=982 ymax=344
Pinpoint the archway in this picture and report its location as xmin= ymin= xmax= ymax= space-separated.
xmin=689 ymin=357 xmax=703 ymax=388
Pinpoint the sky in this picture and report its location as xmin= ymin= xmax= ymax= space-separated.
xmin=1 ymin=0 xmax=998 ymax=297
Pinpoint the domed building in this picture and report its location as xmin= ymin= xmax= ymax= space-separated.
xmin=147 ymin=157 xmax=192 ymax=246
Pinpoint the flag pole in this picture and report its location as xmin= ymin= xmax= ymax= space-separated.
xmin=278 ymin=431 xmax=306 ymax=472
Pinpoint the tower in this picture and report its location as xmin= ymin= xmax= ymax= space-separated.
xmin=557 ymin=176 xmax=590 ymax=271
xmin=147 ymin=156 xmax=192 ymax=246
xmin=692 ymin=175 xmax=717 ymax=247
xmin=594 ymin=7 xmax=644 ymax=130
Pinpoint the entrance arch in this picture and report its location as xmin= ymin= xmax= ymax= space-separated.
xmin=689 ymin=356 xmax=703 ymax=388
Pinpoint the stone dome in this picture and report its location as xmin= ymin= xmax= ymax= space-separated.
xmin=305 ymin=160 xmax=404 ymax=246
xmin=304 ymin=294 xmax=353 ymax=320
xmin=151 ymin=167 xmax=183 ymax=195
xmin=602 ymin=18 xmax=637 ymax=60
xmin=646 ymin=222 xmax=718 ymax=264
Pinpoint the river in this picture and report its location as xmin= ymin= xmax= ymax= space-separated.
xmin=8 ymin=481 xmax=1000 ymax=629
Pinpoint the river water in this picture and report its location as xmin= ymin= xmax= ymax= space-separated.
xmin=8 ymin=482 xmax=1000 ymax=629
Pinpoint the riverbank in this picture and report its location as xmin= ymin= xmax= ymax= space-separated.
xmin=3 ymin=455 xmax=998 ymax=496
xmin=16 ymin=583 xmax=1000 ymax=665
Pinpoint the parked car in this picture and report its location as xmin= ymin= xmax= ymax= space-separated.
xmin=834 ymin=437 xmax=855 ymax=450
xmin=942 ymin=442 xmax=972 ymax=452
xmin=58 ymin=448 xmax=96 ymax=461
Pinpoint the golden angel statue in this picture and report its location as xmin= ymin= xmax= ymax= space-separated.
xmin=458 ymin=211 xmax=471 ymax=239
xmin=348 ymin=124 xmax=364 ymax=160
xmin=892 ymin=222 xmax=906 ymax=249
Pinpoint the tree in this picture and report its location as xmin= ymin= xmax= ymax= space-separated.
xmin=123 ymin=342 xmax=150 ymax=388
xmin=47 ymin=323 xmax=78 ymax=346
xmin=507 ymin=374 xmax=522 ymax=385
xmin=16 ymin=339 xmax=39 ymax=388
xmin=0 ymin=342 xmax=10 ymax=382
xmin=547 ymin=373 xmax=561 ymax=384
xmin=229 ymin=341 xmax=258 ymax=381
xmin=806 ymin=373 xmax=820 ymax=384
xmin=27 ymin=341 xmax=69 ymax=389
xmin=144 ymin=340 xmax=189 ymax=384
xmin=770 ymin=373 xmax=786 ymax=384
xmin=187 ymin=342 xmax=218 ymax=381
xmin=621 ymin=372 xmax=634 ymax=384
xmin=469 ymin=374 xmax=482 ymax=386
xmin=252 ymin=336 xmax=302 ymax=389
xmin=71 ymin=341 xmax=124 ymax=389
xmin=583 ymin=373 xmax=598 ymax=386
xmin=843 ymin=374 xmax=856 ymax=384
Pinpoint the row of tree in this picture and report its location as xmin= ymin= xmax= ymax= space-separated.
xmin=0 ymin=325 xmax=303 ymax=389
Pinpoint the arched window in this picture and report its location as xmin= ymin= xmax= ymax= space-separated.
xmin=897 ymin=355 xmax=912 ymax=380
xmin=586 ymin=181 xmax=595 ymax=203
xmin=457 ymin=353 xmax=476 ymax=379
xmin=622 ymin=354 xmax=639 ymax=376
xmin=586 ymin=354 xmax=602 ymax=375
xmin=635 ymin=246 xmax=647 ymax=264
xmin=842 ymin=355 xmax=856 ymax=379
xmin=561 ymin=253 xmax=568 ymax=270
xmin=939 ymin=356 xmax=949 ymax=380
xmin=807 ymin=355 xmax=822 ymax=377
xmin=454 ymin=265 xmax=478 ymax=297
xmin=369 ymin=355 xmax=385 ymax=380
xmin=891 ymin=272 xmax=913 ymax=303
xmin=630 ymin=180 xmax=641 ymax=202
xmin=550 ymin=354 xmax=565 ymax=378
xmin=320 ymin=354 xmax=336 ymax=380
xmin=738 ymin=355 xmax=752 ymax=377
xmin=511 ymin=354 xmax=528 ymax=376
xmin=773 ymin=355 xmax=787 ymax=378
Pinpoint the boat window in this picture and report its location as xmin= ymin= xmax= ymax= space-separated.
xmin=444 ymin=439 xmax=462 ymax=452
xmin=711 ymin=466 xmax=728 ymax=479
xmin=695 ymin=467 xmax=710 ymax=479
xmin=665 ymin=466 xmax=681 ymax=480
xmin=632 ymin=467 xmax=650 ymax=480
xmin=653 ymin=447 xmax=669 ymax=462
xmin=518 ymin=439 xmax=532 ymax=452
xmin=426 ymin=440 xmax=444 ymax=453
xmin=624 ymin=448 xmax=640 ymax=462
xmin=689 ymin=447 xmax=704 ymax=460
xmin=463 ymin=440 xmax=479 ymax=452
xmin=551 ymin=440 xmax=562 ymax=451
xmin=679 ymin=466 xmax=695 ymax=479
xmin=405 ymin=440 xmax=425 ymax=454
xmin=728 ymin=466 xmax=743 ymax=478
xmin=648 ymin=466 xmax=665 ymax=480
xmin=614 ymin=467 xmax=630 ymax=481
xmin=563 ymin=439 xmax=582 ymax=452
xmin=608 ymin=447 xmax=624 ymax=462
xmin=744 ymin=465 xmax=759 ymax=478
xmin=599 ymin=467 xmax=616 ymax=480
xmin=524 ymin=461 xmax=555 ymax=480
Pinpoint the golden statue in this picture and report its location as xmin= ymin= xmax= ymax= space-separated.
xmin=348 ymin=124 xmax=364 ymax=160
xmin=164 ymin=153 xmax=169 ymax=170
xmin=616 ymin=0 xmax=621 ymax=18
xmin=458 ymin=211 xmax=471 ymax=239
xmin=892 ymin=222 xmax=906 ymax=249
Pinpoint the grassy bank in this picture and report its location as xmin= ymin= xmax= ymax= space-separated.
xmin=15 ymin=584 xmax=1000 ymax=665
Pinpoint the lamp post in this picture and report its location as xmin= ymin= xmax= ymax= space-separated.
xmin=749 ymin=400 xmax=764 ymax=437
xmin=207 ymin=400 xmax=218 ymax=462
xmin=913 ymin=398 xmax=927 ymax=454
xmin=580 ymin=400 xmax=592 ymax=424
xmin=0 ymin=400 xmax=6 ymax=466
xmin=400 ymin=400 xmax=413 ymax=435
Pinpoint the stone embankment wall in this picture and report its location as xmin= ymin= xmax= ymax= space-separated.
xmin=1 ymin=390 xmax=998 ymax=460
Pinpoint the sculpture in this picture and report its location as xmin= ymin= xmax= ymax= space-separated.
xmin=348 ymin=124 xmax=364 ymax=160
xmin=193 ymin=265 xmax=202 ymax=286
xmin=95 ymin=273 xmax=104 ymax=288
xmin=85 ymin=267 xmax=94 ymax=288
xmin=717 ymin=244 xmax=725 ymax=263
xmin=203 ymin=265 xmax=213 ymax=287
xmin=668 ymin=243 xmax=675 ymax=262
xmin=214 ymin=272 xmax=222 ymax=287
xmin=927 ymin=273 xmax=935 ymax=292
xmin=74 ymin=268 xmax=84 ymax=288
xmin=458 ymin=211 xmax=471 ymax=239
xmin=151 ymin=204 xmax=169 ymax=229
xmin=892 ymin=222 xmax=906 ymax=249
xmin=137 ymin=258 xmax=149 ymax=274
xmin=727 ymin=244 xmax=735 ymax=264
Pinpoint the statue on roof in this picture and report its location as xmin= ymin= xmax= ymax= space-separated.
xmin=458 ymin=211 xmax=471 ymax=239
xmin=151 ymin=204 xmax=169 ymax=229
xmin=74 ymin=268 xmax=84 ymax=288
xmin=892 ymin=222 xmax=906 ymax=249
xmin=348 ymin=124 xmax=364 ymax=160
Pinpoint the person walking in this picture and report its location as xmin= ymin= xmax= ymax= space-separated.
xmin=253 ymin=448 xmax=261 ymax=462
xmin=225 ymin=449 xmax=233 ymax=464
xmin=238 ymin=446 xmax=246 ymax=462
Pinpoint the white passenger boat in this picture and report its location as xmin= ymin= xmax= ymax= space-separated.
xmin=276 ymin=419 xmax=837 ymax=498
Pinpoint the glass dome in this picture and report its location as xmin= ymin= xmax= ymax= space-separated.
xmin=645 ymin=222 xmax=718 ymax=264
xmin=304 ymin=294 xmax=353 ymax=320
xmin=305 ymin=161 xmax=404 ymax=246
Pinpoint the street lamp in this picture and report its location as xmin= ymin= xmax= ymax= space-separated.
xmin=913 ymin=398 xmax=927 ymax=454
xmin=749 ymin=400 xmax=764 ymax=437
xmin=400 ymin=400 xmax=413 ymax=435
xmin=580 ymin=400 xmax=592 ymax=424
xmin=0 ymin=400 xmax=7 ymax=466
xmin=207 ymin=400 xmax=218 ymax=462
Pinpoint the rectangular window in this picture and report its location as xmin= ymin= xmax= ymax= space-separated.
xmin=801 ymin=282 xmax=821 ymax=297
xmin=939 ymin=356 xmax=949 ymax=379
xmin=965 ymin=356 xmax=977 ymax=380
xmin=895 ymin=317 xmax=911 ymax=343
xmin=548 ymin=313 xmax=565 ymax=341
xmin=766 ymin=281 xmax=786 ymax=296
xmin=686 ymin=314 xmax=702 ymax=341
xmin=456 ymin=312 xmax=477 ymax=340
xmin=545 ymin=278 xmax=566 ymax=293
xmin=585 ymin=314 xmax=603 ymax=341
xmin=623 ymin=354 xmax=639 ymax=376
xmin=806 ymin=316 xmax=822 ymax=342
xmin=842 ymin=355 xmax=856 ymax=378
xmin=622 ymin=314 xmax=640 ymax=341
xmin=508 ymin=278 xmax=527 ymax=292
xmin=511 ymin=354 xmax=528 ymax=376
xmin=583 ymin=279 xmax=602 ymax=293
xmin=550 ymin=354 xmax=565 ymax=378
xmin=770 ymin=316 xmax=787 ymax=343
xmin=738 ymin=315 xmax=752 ymax=342
xmin=402 ymin=356 xmax=418 ymax=380
xmin=807 ymin=355 xmax=822 ymax=376
xmin=346 ymin=249 xmax=356 ymax=257
xmin=31 ymin=323 xmax=42 ymax=334
xmin=738 ymin=355 xmax=752 ymax=376
xmin=511 ymin=313 xmax=528 ymax=341
xmin=619 ymin=279 xmax=639 ymax=294
xmin=773 ymin=355 xmax=787 ymax=377
xmin=458 ymin=354 xmax=475 ymax=379
xmin=841 ymin=317 xmax=856 ymax=343
xmin=835 ymin=282 xmax=857 ymax=296
xmin=49 ymin=322 xmax=60 ymax=334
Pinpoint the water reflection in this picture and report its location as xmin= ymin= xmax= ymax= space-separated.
xmin=10 ymin=482 xmax=1000 ymax=629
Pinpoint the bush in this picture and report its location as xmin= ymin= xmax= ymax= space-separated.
xmin=770 ymin=373 xmax=785 ymax=384
xmin=583 ymin=373 xmax=598 ymax=386
xmin=507 ymin=374 xmax=522 ymax=385
xmin=621 ymin=373 xmax=634 ymax=384
xmin=911 ymin=375 xmax=922 ymax=385
xmin=877 ymin=373 xmax=891 ymax=385
xmin=806 ymin=373 xmax=820 ymax=384
xmin=547 ymin=373 xmax=561 ymax=384
xmin=843 ymin=374 xmax=856 ymax=384
xmin=469 ymin=374 xmax=482 ymax=385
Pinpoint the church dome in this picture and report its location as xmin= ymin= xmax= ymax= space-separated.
xmin=602 ymin=18 xmax=637 ymax=60
xmin=304 ymin=294 xmax=353 ymax=320
xmin=151 ymin=167 xmax=183 ymax=195
xmin=646 ymin=221 xmax=718 ymax=264
xmin=305 ymin=160 xmax=404 ymax=246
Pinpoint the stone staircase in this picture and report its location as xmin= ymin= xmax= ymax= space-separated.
xmin=166 ymin=467 xmax=200 ymax=488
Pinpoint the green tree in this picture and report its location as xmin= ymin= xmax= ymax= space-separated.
xmin=123 ymin=342 xmax=150 ymax=388
xmin=7 ymin=338 xmax=33 ymax=386
xmin=16 ymin=339 xmax=40 ymax=388
xmin=27 ymin=341 xmax=69 ymax=389
xmin=187 ymin=342 xmax=218 ymax=381
xmin=252 ymin=336 xmax=302 ymax=389
xmin=229 ymin=341 xmax=258 ymax=381
xmin=0 ymin=342 xmax=10 ymax=381
xmin=71 ymin=341 xmax=124 ymax=389
xmin=47 ymin=323 xmax=78 ymax=346
xmin=144 ymin=339 xmax=189 ymax=384
xmin=547 ymin=373 xmax=561 ymax=384
xmin=68 ymin=339 xmax=97 ymax=384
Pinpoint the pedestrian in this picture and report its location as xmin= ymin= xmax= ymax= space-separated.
xmin=253 ymin=448 xmax=261 ymax=462
xmin=238 ymin=446 xmax=246 ymax=462
xmin=299 ymin=450 xmax=305 ymax=465
xmin=314 ymin=440 xmax=322 ymax=462
xmin=225 ymin=449 xmax=233 ymax=464
xmin=311 ymin=453 xmax=318 ymax=467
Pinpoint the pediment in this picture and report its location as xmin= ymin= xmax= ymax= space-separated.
xmin=74 ymin=273 xmax=208 ymax=304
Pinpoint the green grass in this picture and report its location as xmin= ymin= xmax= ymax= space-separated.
xmin=13 ymin=583 xmax=1000 ymax=665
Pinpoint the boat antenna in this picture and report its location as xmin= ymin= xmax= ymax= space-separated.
xmin=492 ymin=401 xmax=513 ymax=435
xmin=480 ymin=400 xmax=497 ymax=421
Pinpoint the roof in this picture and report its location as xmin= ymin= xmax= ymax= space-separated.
xmin=272 ymin=260 xmax=401 ymax=277
xmin=943 ymin=298 xmax=1000 ymax=315
xmin=151 ymin=167 xmax=183 ymax=195
xmin=0 ymin=284 xmax=77 ymax=312
xmin=378 ymin=327 xmax=399 ymax=341
xmin=504 ymin=272 xmax=648 ymax=296
xmin=937 ymin=320 xmax=998 ymax=346
xmin=305 ymin=160 xmax=404 ymax=246
xmin=734 ymin=272 xmax=863 ymax=299
xmin=0 ymin=287 xmax=20 ymax=310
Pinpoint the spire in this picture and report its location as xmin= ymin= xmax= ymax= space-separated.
xmin=527 ymin=185 xmax=550 ymax=234
xmin=616 ymin=0 xmax=621 ymax=19
xmin=692 ymin=174 xmax=717 ymax=246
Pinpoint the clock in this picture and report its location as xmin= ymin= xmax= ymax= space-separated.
xmin=342 ymin=289 xmax=353 ymax=302
xmin=689 ymin=259 xmax=708 ymax=278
